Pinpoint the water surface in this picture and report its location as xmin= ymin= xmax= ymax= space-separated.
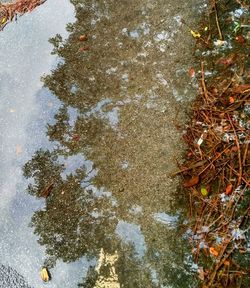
xmin=0 ymin=0 xmax=207 ymax=287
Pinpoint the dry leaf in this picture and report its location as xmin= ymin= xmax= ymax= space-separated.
xmin=214 ymin=39 xmax=227 ymax=47
xmin=217 ymin=54 xmax=236 ymax=66
xmin=72 ymin=134 xmax=80 ymax=141
xmin=209 ymin=247 xmax=219 ymax=257
xmin=232 ymin=84 xmax=250 ymax=94
xmin=79 ymin=46 xmax=90 ymax=52
xmin=188 ymin=67 xmax=195 ymax=78
xmin=40 ymin=267 xmax=50 ymax=282
xmin=235 ymin=35 xmax=246 ymax=44
xmin=190 ymin=30 xmax=201 ymax=38
xmin=225 ymin=184 xmax=233 ymax=195
xmin=40 ymin=183 xmax=53 ymax=198
xmin=79 ymin=34 xmax=88 ymax=41
xmin=183 ymin=175 xmax=200 ymax=188
xmin=198 ymin=267 xmax=205 ymax=281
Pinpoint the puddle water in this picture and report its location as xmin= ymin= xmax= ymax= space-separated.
xmin=0 ymin=0 xmax=207 ymax=287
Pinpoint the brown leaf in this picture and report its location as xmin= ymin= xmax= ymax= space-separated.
xmin=183 ymin=175 xmax=200 ymax=188
xmin=79 ymin=34 xmax=88 ymax=41
xmin=40 ymin=183 xmax=54 ymax=198
xmin=232 ymin=84 xmax=250 ymax=94
xmin=235 ymin=35 xmax=246 ymax=44
xmin=79 ymin=46 xmax=90 ymax=52
xmin=217 ymin=53 xmax=236 ymax=66
xmin=72 ymin=134 xmax=80 ymax=141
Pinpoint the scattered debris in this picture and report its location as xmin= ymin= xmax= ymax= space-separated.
xmin=0 ymin=0 xmax=47 ymax=30
xmin=179 ymin=1 xmax=250 ymax=287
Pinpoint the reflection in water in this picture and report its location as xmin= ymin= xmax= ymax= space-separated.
xmin=22 ymin=0 xmax=205 ymax=286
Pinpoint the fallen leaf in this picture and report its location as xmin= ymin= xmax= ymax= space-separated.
xmin=198 ymin=267 xmax=205 ymax=281
xmin=201 ymin=187 xmax=208 ymax=196
xmin=232 ymin=84 xmax=250 ymax=94
xmin=214 ymin=39 xmax=227 ymax=47
xmin=183 ymin=175 xmax=200 ymax=188
xmin=188 ymin=67 xmax=195 ymax=78
xmin=79 ymin=46 xmax=90 ymax=52
xmin=235 ymin=35 xmax=246 ymax=44
xmin=209 ymin=247 xmax=219 ymax=257
xmin=229 ymin=96 xmax=235 ymax=103
xmin=231 ymin=146 xmax=238 ymax=152
xmin=190 ymin=30 xmax=201 ymax=38
xmin=40 ymin=267 xmax=50 ymax=282
xmin=1 ymin=17 xmax=7 ymax=24
xmin=40 ymin=183 xmax=54 ymax=198
xmin=79 ymin=34 xmax=88 ymax=41
xmin=225 ymin=184 xmax=233 ymax=195
xmin=217 ymin=54 xmax=236 ymax=66
xmin=72 ymin=134 xmax=80 ymax=141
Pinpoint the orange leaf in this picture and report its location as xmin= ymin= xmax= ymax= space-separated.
xmin=225 ymin=184 xmax=233 ymax=195
xmin=229 ymin=96 xmax=235 ymax=103
xmin=209 ymin=247 xmax=219 ymax=257
xmin=183 ymin=175 xmax=200 ymax=188
xmin=79 ymin=34 xmax=88 ymax=41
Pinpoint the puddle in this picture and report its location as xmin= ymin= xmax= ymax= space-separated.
xmin=0 ymin=0 xmax=207 ymax=287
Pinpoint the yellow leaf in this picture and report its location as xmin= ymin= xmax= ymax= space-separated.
xmin=40 ymin=267 xmax=50 ymax=282
xmin=190 ymin=30 xmax=201 ymax=38
xmin=1 ymin=17 xmax=6 ymax=24
xmin=201 ymin=187 xmax=208 ymax=196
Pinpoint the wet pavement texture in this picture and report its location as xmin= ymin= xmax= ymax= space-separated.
xmin=0 ymin=0 xmax=206 ymax=287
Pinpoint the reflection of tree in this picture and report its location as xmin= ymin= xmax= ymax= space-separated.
xmin=24 ymin=150 xmax=118 ymax=266
xmin=23 ymin=0 xmax=197 ymax=287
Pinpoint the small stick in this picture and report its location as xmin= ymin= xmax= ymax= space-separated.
xmin=170 ymin=160 xmax=207 ymax=176
xmin=212 ymin=0 xmax=223 ymax=40
xmin=227 ymin=114 xmax=242 ymax=186
xmin=201 ymin=62 xmax=209 ymax=101
xmin=198 ymin=145 xmax=232 ymax=176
